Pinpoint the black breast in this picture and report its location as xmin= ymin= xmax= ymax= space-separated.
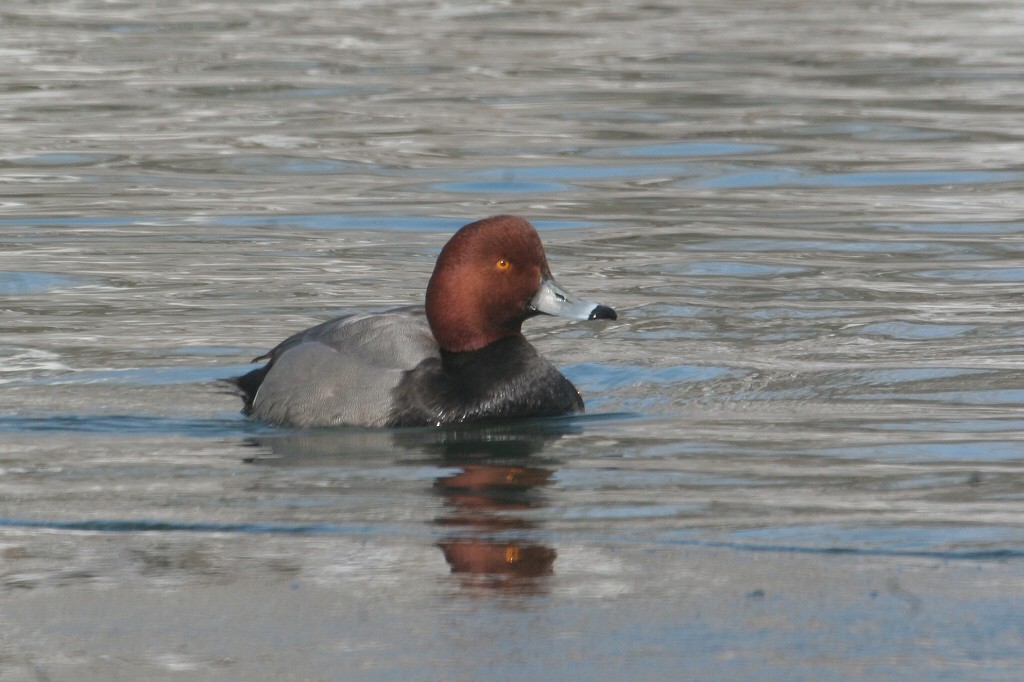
xmin=388 ymin=335 xmax=583 ymax=427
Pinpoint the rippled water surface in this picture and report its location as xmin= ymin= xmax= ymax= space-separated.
xmin=3 ymin=1 xmax=1024 ymax=679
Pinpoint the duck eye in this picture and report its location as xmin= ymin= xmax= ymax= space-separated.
xmin=496 ymin=258 xmax=510 ymax=270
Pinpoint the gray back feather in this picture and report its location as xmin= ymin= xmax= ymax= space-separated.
xmin=251 ymin=307 xmax=438 ymax=428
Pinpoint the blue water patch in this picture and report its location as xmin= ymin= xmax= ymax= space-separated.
xmin=494 ymin=164 xmax=683 ymax=181
xmin=821 ymin=440 xmax=1024 ymax=462
xmin=855 ymin=321 xmax=976 ymax=340
xmin=565 ymin=363 xmax=735 ymax=391
xmin=700 ymin=523 xmax=1024 ymax=560
xmin=728 ymin=523 xmax=1011 ymax=548
xmin=0 ymin=271 xmax=81 ymax=294
xmin=850 ymin=389 xmax=1024 ymax=407
xmin=817 ymin=169 xmax=1022 ymax=187
xmin=6 ymin=152 xmax=122 ymax=167
xmin=0 ymin=516 xmax=380 ymax=536
xmin=0 ymin=414 xmax=256 ymax=436
xmin=651 ymin=530 xmax=1024 ymax=561
xmin=828 ymin=169 xmax=1020 ymax=187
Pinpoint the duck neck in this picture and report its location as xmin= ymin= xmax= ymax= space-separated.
xmin=439 ymin=334 xmax=533 ymax=373
xmin=426 ymin=296 xmax=523 ymax=352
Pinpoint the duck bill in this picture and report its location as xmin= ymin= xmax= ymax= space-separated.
xmin=529 ymin=276 xmax=617 ymax=321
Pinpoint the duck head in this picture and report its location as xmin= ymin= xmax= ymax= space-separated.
xmin=425 ymin=215 xmax=616 ymax=353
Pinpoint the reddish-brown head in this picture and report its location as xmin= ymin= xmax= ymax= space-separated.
xmin=426 ymin=216 xmax=551 ymax=352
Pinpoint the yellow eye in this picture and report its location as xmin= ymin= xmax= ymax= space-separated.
xmin=496 ymin=258 xmax=510 ymax=270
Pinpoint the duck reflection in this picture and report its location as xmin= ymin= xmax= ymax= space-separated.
xmin=435 ymin=462 xmax=556 ymax=591
xmin=243 ymin=419 xmax=573 ymax=592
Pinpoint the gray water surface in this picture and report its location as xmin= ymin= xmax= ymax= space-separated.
xmin=2 ymin=1 xmax=1024 ymax=680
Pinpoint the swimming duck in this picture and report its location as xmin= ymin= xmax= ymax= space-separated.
xmin=229 ymin=215 xmax=616 ymax=428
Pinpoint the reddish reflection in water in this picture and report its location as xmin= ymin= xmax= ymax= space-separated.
xmin=243 ymin=423 xmax=572 ymax=593
xmin=434 ymin=463 xmax=557 ymax=592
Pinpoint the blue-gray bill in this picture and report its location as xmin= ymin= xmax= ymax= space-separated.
xmin=529 ymin=276 xmax=617 ymax=321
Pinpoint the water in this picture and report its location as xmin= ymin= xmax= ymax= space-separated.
xmin=2 ymin=0 xmax=1024 ymax=679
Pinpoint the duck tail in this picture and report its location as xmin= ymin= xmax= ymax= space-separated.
xmin=221 ymin=365 xmax=270 ymax=415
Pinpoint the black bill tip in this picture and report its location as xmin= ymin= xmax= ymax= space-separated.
xmin=588 ymin=304 xmax=617 ymax=321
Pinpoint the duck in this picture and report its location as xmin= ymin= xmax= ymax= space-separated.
xmin=228 ymin=215 xmax=616 ymax=428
